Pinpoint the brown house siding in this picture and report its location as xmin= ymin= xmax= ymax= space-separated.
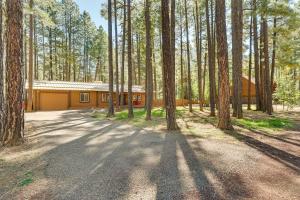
xmin=30 ymin=89 xmax=146 ymax=111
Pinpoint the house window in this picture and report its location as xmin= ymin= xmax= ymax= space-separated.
xmin=102 ymin=93 xmax=109 ymax=102
xmin=80 ymin=92 xmax=90 ymax=103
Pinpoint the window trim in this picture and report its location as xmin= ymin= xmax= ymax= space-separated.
xmin=80 ymin=92 xmax=90 ymax=103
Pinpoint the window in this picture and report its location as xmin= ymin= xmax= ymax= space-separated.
xmin=102 ymin=93 xmax=109 ymax=102
xmin=80 ymin=92 xmax=90 ymax=103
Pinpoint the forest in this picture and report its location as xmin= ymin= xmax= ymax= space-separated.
xmin=0 ymin=0 xmax=300 ymax=143
xmin=1 ymin=0 xmax=300 ymax=199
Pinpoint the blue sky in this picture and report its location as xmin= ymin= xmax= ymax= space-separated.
xmin=74 ymin=0 xmax=107 ymax=31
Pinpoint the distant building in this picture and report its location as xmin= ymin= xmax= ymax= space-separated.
xmin=231 ymin=76 xmax=256 ymax=104
xmin=25 ymin=81 xmax=145 ymax=111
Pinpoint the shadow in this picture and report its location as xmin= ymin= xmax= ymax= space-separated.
xmin=240 ymin=127 xmax=300 ymax=147
xmin=223 ymin=130 xmax=300 ymax=172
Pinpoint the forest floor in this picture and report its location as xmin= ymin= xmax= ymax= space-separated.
xmin=0 ymin=106 xmax=299 ymax=200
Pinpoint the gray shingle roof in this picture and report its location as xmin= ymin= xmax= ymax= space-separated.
xmin=25 ymin=81 xmax=145 ymax=93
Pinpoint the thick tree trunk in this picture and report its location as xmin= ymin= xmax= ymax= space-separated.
xmin=205 ymin=0 xmax=216 ymax=116
xmin=3 ymin=0 xmax=24 ymax=145
xmin=161 ymin=0 xmax=178 ymax=130
xmin=114 ymin=0 xmax=120 ymax=111
xmin=231 ymin=0 xmax=243 ymax=118
xmin=27 ymin=0 xmax=33 ymax=112
xmin=127 ymin=0 xmax=134 ymax=118
xmin=184 ymin=0 xmax=192 ymax=112
xmin=262 ymin=18 xmax=272 ymax=115
xmin=259 ymin=22 xmax=265 ymax=112
xmin=120 ymin=0 xmax=126 ymax=108
xmin=248 ymin=8 xmax=253 ymax=110
xmin=215 ymin=0 xmax=232 ymax=130
xmin=107 ymin=0 xmax=115 ymax=117
xmin=0 ymin=0 xmax=4 ymax=139
xmin=145 ymin=0 xmax=153 ymax=121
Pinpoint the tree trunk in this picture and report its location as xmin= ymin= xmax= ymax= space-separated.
xmin=194 ymin=0 xmax=203 ymax=111
xmin=161 ymin=0 xmax=178 ymax=130
xmin=145 ymin=0 xmax=153 ymax=121
xmin=231 ymin=0 xmax=243 ymax=118
xmin=253 ymin=0 xmax=261 ymax=110
xmin=0 ymin=0 xmax=4 ymax=139
xmin=259 ymin=22 xmax=265 ymax=112
xmin=114 ymin=0 xmax=120 ymax=111
xmin=184 ymin=0 xmax=192 ymax=112
xmin=3 ymin=0 xmax=24 ymax=145
xmin=27 ymin=0 xmax=33 ymax=112
xmin=180 ymin=3 xmax=184 ymax=102
xmin=203 ymin=52 xmax=207 ymax=104
xmin=215 ymin=0 xmax=232 ymax=130
xmin=247 ymin=7 xmax=253 ymax=110
xmin=127 ymin=0 xmax=134 ymax=118
xmin=49 ymin=27 xmax=53 ymax=80
xmin=262 ymin=18 xmax=272 ymax=115
xmin=205 ymin=0 xmax=216 ymax=116
xmin=107 ymin=0 xmax=115 ymax=117
xmin=120 ymin=0 xmax=126 ymax=108
xmin=271 ymin=17 xmax=277 ymax=88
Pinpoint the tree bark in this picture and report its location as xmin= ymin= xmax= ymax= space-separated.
xmin=3 ymin=0 xmax=24 ymax=145
xmin=184 ymin=0 xmax=192 ymax=112
xmin=120 ymin=0 xmax=126 ymax=108
xmin=253 ymin=0 xmax=261 ymax=110
xmin=248 ymin=7 xmax=253 ymax=110
xmin=114 ymin=0 xmax=120 ymax=111
xmin=107 ymin=0 xmax=115 ymax=117
xmin=231 ymin=0 xmax=243 ymax=118
xmin=145 ymin=0 xmax=153 ymax=121
xmin=215 ymin=0 xmax=232 ymax=130
xmin=194 ymin=0 xmax=203 ymax=111
xmin=205 ymin=0 xmax=216 ymax=116
xmin=262 ymin=18 xmax=272 ymax=115
xmin=271 ymin=17 xmax=277 ymax=88
xmin=127 ymin=0 xmax=134 ymax=118
xmin=27 ymin=0 xmax=33 ymax=112
xmin=161 ymin=0 xmax=178 ymax=130
xmin=0 ymin=0 xmax=4 ymax=139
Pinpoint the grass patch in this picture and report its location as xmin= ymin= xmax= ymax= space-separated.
xmin=234 ymin=117 xmax=292 ymax=130
xmin=92 ymin=107 xmax=187 ymax=127
xmin=18 ymin=171 xmax=33 ymax=187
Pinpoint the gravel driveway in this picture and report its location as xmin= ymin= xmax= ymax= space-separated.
xmin=1 ymin=110 xmax=299 ymax=200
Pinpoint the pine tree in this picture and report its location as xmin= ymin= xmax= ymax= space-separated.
xmin=107 ymin=0 xmax=115 ymax=117
xmin=216 ymin=0 xmax=232 ymax=130
xmin=161 ymin=0 xmax=178 ymax=130
xmin=3 ymin=0 xmax=24 ymax=145
xmin=145 ymin=0 xmax=153 ymax=121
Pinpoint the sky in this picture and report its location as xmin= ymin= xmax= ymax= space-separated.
xmin=74 ymin=0 xmax=107 ymax=31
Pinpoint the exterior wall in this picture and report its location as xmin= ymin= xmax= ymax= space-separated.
xmin=70 ymin=91 xmax=97 ymax=109
xmin=241 ymin=77 xmax=256 ymax=97
xmin=31 ymin=89 xmax=146 ymax=111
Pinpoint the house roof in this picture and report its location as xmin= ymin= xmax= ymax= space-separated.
xmin=25 ymin=80 xmax=145 ymax=93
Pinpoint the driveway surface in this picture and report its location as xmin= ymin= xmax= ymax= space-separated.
xmin=1 ymin=110 xmax=299 ymax=200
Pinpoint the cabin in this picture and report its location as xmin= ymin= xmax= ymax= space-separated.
xmin=231 ymin=76 xmax=257 ymax=104
xmin=25 ymin=81 xmax=145 ymax=111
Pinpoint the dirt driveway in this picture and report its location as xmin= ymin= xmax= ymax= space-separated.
xmin=0 ymin=110 xmax=299 ymax=200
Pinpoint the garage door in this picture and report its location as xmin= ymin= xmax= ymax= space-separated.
xmin=40 ymin=92 xmax=69 ymax=111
